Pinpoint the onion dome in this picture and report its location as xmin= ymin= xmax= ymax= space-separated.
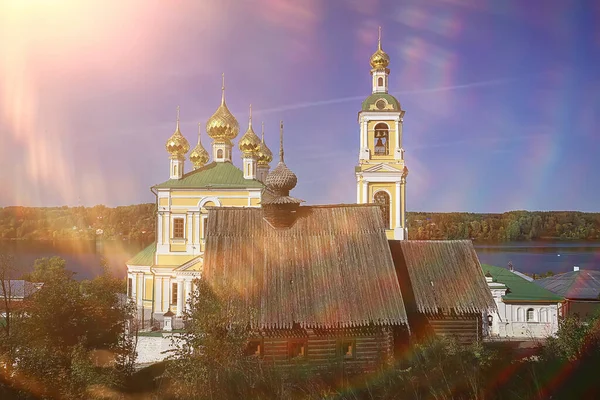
xmin=265 ymin=121 xmax=297 ymax=195
xmin=206 ymin=73 xmax=239 ymax=142
xmin=370 ymin=27 xmax=390 ymax=69
xmin=165 ymin=106 xmax=190 ymax=158
xmin=257 ymin=122 xmax=273 ymax=166
xmin=238 ymin=104 xmax=261 ymax=156
xmin=189 ymin=123 xmax=210 ymax=169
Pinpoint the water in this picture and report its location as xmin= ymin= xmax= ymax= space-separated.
xmin=475 ymin=241 xmax=600 ymax=275
xmin=0 ymin=240 xmax=598 ymax=280
xmin=0 ymin=239 xmax=150 ymax=280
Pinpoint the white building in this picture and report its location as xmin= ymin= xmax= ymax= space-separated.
xmin=482 ymin=264 xmax=563 ymax=339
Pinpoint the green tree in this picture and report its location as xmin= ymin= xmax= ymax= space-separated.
xmin=7 ymin=258 xmax=136 ymax=398
xmin=25 ymin=256 xmax=74 ymax=282
xmin=163 ymin=279 xmax=255 ymax=399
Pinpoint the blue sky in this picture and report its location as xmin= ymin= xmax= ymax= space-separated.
xmin=0 ymin=0 xmax=598 ymax=212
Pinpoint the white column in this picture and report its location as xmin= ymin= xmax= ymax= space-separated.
xmin=137 ymin=274 xmax=143 ymax=305
xmin=394 ymin=119 xmax=401 ymax=160
xmin=155 ymin=277 xmax=162 ymax=312
xmin=356 ymin=178 xmax=361 ymax=204
xmin=163 ymin=278 xmax=169 ymax=312
xmin=157 ymin=212 xmax=163 ymax=245
xmin=362 ymin=181 xmax=368 ymax=204
xmin=130 ymin=274 xmax=137 ymax=303
xmin=185 ymin=280 xmax=193 ymax=311
xmin=194 ymin=213 xmax=200 ymax=245
xmin=176 ymin=279 xmax=184 ymax=316
xmin=395 ymin=181 xmax=401 ymax=228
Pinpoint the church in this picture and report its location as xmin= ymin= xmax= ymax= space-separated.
xmin=126 ymin=29 xmax=410 ymax=325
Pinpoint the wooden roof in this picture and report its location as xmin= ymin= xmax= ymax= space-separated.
xmin=203 ymin=204 xmax=408 ymax=329
xmin=389 ymin=240 xmax=496 ymax=315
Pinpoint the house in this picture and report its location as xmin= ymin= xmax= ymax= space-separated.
xmin=535 ymin=267 xmax=600 ymax=319
xmin=203 ymin=203 xmax=409 ymax=368
xmin=389 ymin=240 xmax=496 ymax=344
xmin=0 ymin=280 xmax=43 ymax=315
xmin=481 ymin=264 xmax=563 ymax=339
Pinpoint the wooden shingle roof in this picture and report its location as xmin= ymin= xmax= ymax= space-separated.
xmin=389 ymin=240 xmax=496 ymax=315
xmin=203 ymin=204 xmax=408 ymax=329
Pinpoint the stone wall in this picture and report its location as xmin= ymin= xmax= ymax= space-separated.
xmin=136 ymin=333 xmax=179 ymax=365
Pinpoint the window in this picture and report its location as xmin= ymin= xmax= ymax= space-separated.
xmin=173 ymin=218 xmax=184 ymax=239
xmin=288 ymin=340 xmax=307 ymax=359
xmin=127 ymin=278 xmax=133 ymax=298
xmin=373 ymin=123 xmax=389 ymax=155
xmin=217 ymin=149 xmax=223 ymax=159
xmin=246 ymin=339 xmax=263 ymax=357
xmin=526 ymin=308 xmax=535 ymax=322
xmin=337 ymin=339 xmax=355 ymax=359
xmin=373 ymin=191 xmax=391 ymax=228
xmin=171 ymin=282 xmax=178 ymax=304
xmin=378 ymin=77 xmax=383 ymax=86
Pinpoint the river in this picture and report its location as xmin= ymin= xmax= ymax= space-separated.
xmin=0 ymin=240 xmax=599 ymax=280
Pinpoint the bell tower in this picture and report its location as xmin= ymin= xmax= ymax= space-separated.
xmin=356 ymin=27 xmax=408 ymax=240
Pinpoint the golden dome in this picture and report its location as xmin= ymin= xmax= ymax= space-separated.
xmin=265 ymin=121 xmax=297 ymax=195
xmin=189 ymin=123 xmax=210 ymax=169
xmin=370 ymin=27 xmax=390 ymax=69
xmin=165 ymin=106 xmax=190 ymax=157
xmin=238 ymin=104 xmax=261 ymax=156
xmin=206 ymin=74 xmax=239 ymax=142
xmin=257 ymin=122 xmax=273 ymax=166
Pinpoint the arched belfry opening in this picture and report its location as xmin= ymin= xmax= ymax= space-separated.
xmin=374 ymin=123 xmax=389 ymax=155
xmin=374 ymin=191 xmax=390 ymax=228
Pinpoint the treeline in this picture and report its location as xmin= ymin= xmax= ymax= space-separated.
xmin=0 ymin=204 xmax=156 ymax=241
xmin=1 ymin=204 xmax=599 ymax=242
xmin=408 ymin=210 xmax=600 ymax=241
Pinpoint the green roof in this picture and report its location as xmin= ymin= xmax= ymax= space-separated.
xmin=153 ymin=161 xmax=264 ymax=189
xmin=481 ymin=264 xmax=564 ymax=303
xmin=127 ymin=243 xmax=156 ymax=266
xmin=361 ymin=93 xmax=401 ymax=112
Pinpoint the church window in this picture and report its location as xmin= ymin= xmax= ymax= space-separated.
xmin=127 ymin=278 xmax=133 ymax=297
xmin=217 ymin=149 xmax=223 ymax=159
xmin=526 ymin=308 xmax=535 ymax=321
xmin=378 ymin=77 xmax=383 ymax=86
xmin=288 ymin=339 xmax=307 ymax=359
xmin=202 ymin=217 xmax=208 ymax=239
xmin=171 ymin=282 xmax=178 ymax=305
xmin=374 ymin=191 xmax=391 ymax=228
xmin=374 ymin=123 xmax=389 ymax=155
xmin=173 ymin=218 xmax=184 ymax=239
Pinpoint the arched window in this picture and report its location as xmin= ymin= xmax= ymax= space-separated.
xmin=526 ymin=308 xmax=535 ymax=322
xmin=373 ymin=191 xmax=390 ymax=228
xmin=378 ymin=77 xmax=384 ymax=86
xmin=374 ymin=123 xmax=389 ymax=155
xmin=217 ymin=149 xmax=223 ymax=159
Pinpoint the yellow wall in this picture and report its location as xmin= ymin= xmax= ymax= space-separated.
xmin=156 ymin=254 xmax=196 ymax=266
xmin=159 ymin=198 xmax=169 ymax=206
xmin=144 ymin=278 xmax=153 ymax=301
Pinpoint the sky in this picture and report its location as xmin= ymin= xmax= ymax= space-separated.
xmin=0 ymin=0 xmax=599 ymax=213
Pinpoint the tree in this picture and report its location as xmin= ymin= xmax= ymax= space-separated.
xmin=8 ymin=258 xmax=137 ymax=398
xmin=24 ymin=256 xmax=74 ymax=282
xmin=163 ymin=279 xmax=255 ymax=399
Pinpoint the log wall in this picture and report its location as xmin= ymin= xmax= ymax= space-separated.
xmin=256 ymin=327 xmax=395 ymax=371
